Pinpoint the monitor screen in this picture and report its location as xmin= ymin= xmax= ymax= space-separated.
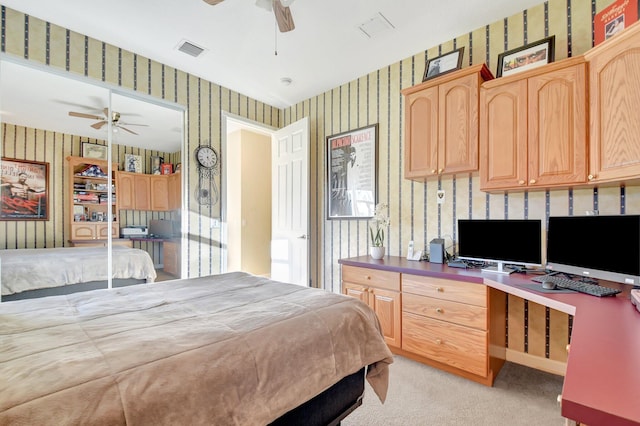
xmin=148 ymin=219 xmax=175 ymax=238
xmin=457 ymin=219 xmax=542 ymax=274
xmin=546 ymin=215 xmax=640 ymax=286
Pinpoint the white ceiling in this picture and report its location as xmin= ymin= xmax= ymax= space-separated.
xmin=0 ymin=0 xmax=543 ymax=151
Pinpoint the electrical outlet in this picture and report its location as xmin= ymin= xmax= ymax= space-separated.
xmin=436 ymin=190 xmax=445 ymax=204
xmin=211 ymin=218 xmax=220 ymax=229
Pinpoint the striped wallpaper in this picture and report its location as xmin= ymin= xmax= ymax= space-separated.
xmin=0 ymin=0 xmax=637 ymax=363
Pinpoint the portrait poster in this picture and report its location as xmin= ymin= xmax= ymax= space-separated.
xmin=0 ymin=158 xmax=49 ymax=220
xmin=326 ymin=124 xmax=378 ymax=219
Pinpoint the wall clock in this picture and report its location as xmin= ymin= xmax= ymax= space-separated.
xmin=194 ymin=144 xmax=220 ymax=206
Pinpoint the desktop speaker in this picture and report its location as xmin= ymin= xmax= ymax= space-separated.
xmin=429 ymin=238 xmax=445 ymax=264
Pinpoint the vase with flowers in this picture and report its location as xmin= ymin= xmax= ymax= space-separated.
xmin=369 ymin=203 xmax=390 ymax=259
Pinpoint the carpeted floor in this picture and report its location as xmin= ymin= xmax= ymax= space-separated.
xmin=343 ymin=356 xmax=566 ymax=425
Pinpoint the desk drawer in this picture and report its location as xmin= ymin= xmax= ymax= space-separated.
xmin=342 ymin=265 xmax=400 ymax=291
xmin=402 ymin=312 xmax=488 ymax=377
xmin=402 ymin=274 xmax=487 ymax=307
xmin=402 ymin=293 xmax=487 ymax=330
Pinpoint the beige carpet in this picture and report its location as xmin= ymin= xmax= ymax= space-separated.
xmin=343 ymin=356 xmax=566 ymax=425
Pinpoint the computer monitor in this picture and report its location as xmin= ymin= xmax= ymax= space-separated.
xmin=148 ymin=219 xmax=175 ymax=238
xmin=457 ymin=219 xmax=542 ymax=274
xmin=546 ymin=215 xmax=640 ymax=286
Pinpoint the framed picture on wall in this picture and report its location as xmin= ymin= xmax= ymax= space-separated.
xmin=326 ymin=124 xmax=378 ymax=220
xmin=82 ymin=142 xmax=108 ymax=160
xmin=125 ymin=153 xmax=143 ymax=173
xmin=423 ymin=47 xmax=465 ymax=81
xmin=496 ymin=36 xmax=555 ymax=77
xmin=0 ymin=157 xmax=49 ymax=221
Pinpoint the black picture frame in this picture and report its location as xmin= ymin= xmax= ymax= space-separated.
xmin=423 ymin=47 xmax=465 ymax=81
xmin=326 ymin=124 xmax=378 ymax=220
xmin=496 ymin=36 xmax=555 ymax=78
xmin=1 ymin=157 xmax=49 ymax=221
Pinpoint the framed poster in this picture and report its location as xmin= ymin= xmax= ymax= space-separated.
xmin=423 ymin=47 xmax=465 ymax=81
xmin=594 ymin=0 xmax=639 ymax=45
xmin=82 ymin=142 xmax=108 ymax=160
xmin=496 ymin=36 xmax=555 ymax=77
xmin=124 ymin=153 xmax=143 ymax=173
xmin=326 ymin=124 xmax=378 ymax=219
xmin=0 ymin=157 xmax=49 ymax=220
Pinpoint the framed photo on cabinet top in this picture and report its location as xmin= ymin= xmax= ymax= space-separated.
xmin=82 ymin=142 xmax=108 ymax=160
xmin=326 ymin=124 xmax=378 ymax=220
xmin=496 ymin=36 xmax=555 ymax=77
xmin=0 ymin=157 xmax=49 ymax=221
xmin=125 ymin=153 xmax=143 ymax=173
xmin=422 ymin=47 xmax=465 ymax=81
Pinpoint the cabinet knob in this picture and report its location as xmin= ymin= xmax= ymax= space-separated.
xmin=436 ymin=287 xmax=444 ymax=292
xmin=431 ymin=169 xmax=437 ymax=174
xmin=435 ymin=338 xmax=442 ymax=345
xmin=566 ymin=344 xmax=570 ymax=353
xmin=365 ymin=275 xmax=371 ymax=280
xmin=588 ymin=174 xmax=595 ymax=180
xmin=436 ymin=307 xmax=443 ymax=313
xmin=529 ymin=179 xmax=536 ymax=184
xmin=518 ymin=180 xmax=525 ymax=185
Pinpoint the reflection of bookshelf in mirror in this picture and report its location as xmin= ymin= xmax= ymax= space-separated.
xmin=66 ymin=156 xmax=121 ymax=246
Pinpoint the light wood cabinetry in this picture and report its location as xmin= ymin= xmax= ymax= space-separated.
xmin=585 ymin=21 xmax=640 ymax=184
xmin=117 ymin=171 xmax=180 ymax=212
xmin=401 ymin=64 xmax=493 ymax=180
xmin=163 ymin=240 xmax=181 ymax=277
xmin=66 ymin=156 xmax=118 ymax=245
xmin=401 ymin=274 xmax=489 ymax=378
xmin=479 ymin=56 xmax=588 ymax=191
xmin=341 ymin=265 xmax=401 ymax=348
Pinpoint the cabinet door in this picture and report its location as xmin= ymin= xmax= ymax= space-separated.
xmin=168 ymin=173 xmax=181 ymax=210
xmin=163 ymin=241 xmax=180 ymax=276
xmin=439 ymin=72 xmax=480 ymax=174
xmin=404 ymin=86 xmax=439 ymax=179
xmin=371 ymin=287 xmax=401 ymax=348
xmin=133 ymin=174 xmax=151 ymax=210
xmin=528 ymin=63 xmax=587 ymax=187
xmin=480 ymin=79 xmax=528 ymax=190
xmin=96 ymin=223 xmax=117 ymax=239
xmin=588 ymin=34 xmax=640 ymax=182
xmin=117 ymin=172 xmax=135 ymax=210
xmin=150 ymin=175 xmax=170 ymax=211
xmin=71 ymin=223 xmax=96 ymax=239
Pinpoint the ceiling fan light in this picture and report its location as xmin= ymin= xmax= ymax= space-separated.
xmin=255 ymin=0 xmax=272 ymax=12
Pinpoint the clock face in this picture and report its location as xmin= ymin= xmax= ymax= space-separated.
xmin=196 ymin=146 xmax=218 ymax=169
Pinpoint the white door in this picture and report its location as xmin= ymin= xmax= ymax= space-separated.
xmin=271 ymin=117 xmax=310 ymax=286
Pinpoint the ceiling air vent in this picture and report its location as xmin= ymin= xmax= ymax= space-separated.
xmin=177 ymin=40 xmax=206 ymax=58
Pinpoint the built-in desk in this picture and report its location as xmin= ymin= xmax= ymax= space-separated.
xmin=128 ymin=237 xmax=181 ymax=277
xmin=338 ymin=256 xmax=640 ymax=426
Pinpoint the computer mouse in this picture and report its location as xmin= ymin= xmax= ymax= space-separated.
xmin=541 ymin=279 xmax=556 ymax=290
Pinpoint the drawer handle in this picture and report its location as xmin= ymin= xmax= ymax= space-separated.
xmin=436 ymin=287 xmax=444 ymax=292
xmin=435 ymin=307 xmax=443 ymax=314
xmin=435 ymin=338 xmax=442 ymax=345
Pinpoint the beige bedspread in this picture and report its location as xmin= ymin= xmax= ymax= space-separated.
xmin=0 ymin=272 xmax=393 ymax=425
xmin=0 ymin=246 xmax=157 ymax=296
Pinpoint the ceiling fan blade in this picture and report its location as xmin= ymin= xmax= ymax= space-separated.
xmin=202 ymin=0 xmax=224 ymax=5
xmin=118 ymin=126 xmax=138 ymax=135
xmin=273 ymin=0 xmax=295 ymax=32
xmin=69 ymin=111 xmax=104 ymax=120
xmin=119 ymin=122 xmax=149 ymax=127
xmin=91 ymin=121 xmax=107 ymax=130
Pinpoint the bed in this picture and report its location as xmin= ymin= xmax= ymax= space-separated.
xmin=0 ymin=272 xmax=393 ymax=425
xmin=0 ymin=245 xmax=157 ymax=301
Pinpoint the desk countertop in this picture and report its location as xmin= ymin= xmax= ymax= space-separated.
xmin=338 ymin=256 xmax=640 ymax=426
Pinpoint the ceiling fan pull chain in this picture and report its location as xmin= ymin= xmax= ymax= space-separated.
xmin=274 ymin=18 xmax=278 ymax=56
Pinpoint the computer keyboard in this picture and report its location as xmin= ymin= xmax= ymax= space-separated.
xmin=532 ymin=274 xmax=621 ymax=297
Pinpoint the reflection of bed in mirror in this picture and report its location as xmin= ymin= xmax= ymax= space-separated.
xmin=0 ymin=272 xmax=393 ymax=424
xmin=0 ymin=246 xmax=156 ymax=301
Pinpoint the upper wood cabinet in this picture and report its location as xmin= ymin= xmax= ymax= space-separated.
xmin=117 ymin=171 xmax=180 ymax=212
xmin=479 ymin=56 xmax=588 ymax=191
xmin=585 ymin=21 xmax=640 ymax=184
xmin=402 ymin=64 xmax=494 ymax=180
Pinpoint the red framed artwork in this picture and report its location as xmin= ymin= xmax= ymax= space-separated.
xmin=161 ymin=163 xmax=173 ymax=175
xmin=0 ymin=157 xmax=49 ymax=220
xmin=594 ymin=0 xmax=639 ymax=46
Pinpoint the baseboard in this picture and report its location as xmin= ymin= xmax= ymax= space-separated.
xmin=505 ymin=348 xmax=567 ymax=376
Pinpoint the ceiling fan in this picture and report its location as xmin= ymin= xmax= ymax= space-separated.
xmin=203 ymin=0 xmax=295 ymax=33
xmin=68 ymin=108 xmax=148 ymax=135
